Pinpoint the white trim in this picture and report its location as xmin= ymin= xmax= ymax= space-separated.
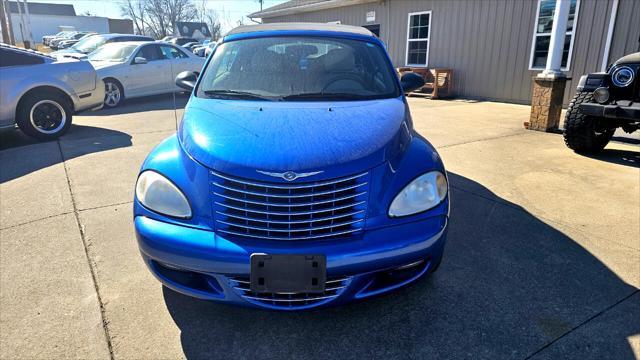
xmin=249 ymin=0 xmax=377 ymax=19
xmin=405 ymin=10 xmax=432 ymax=67
xmin=601 ymin=0 xmax=619 ymax=72
xmin=528 ymin=0 xmax=581 ymax=71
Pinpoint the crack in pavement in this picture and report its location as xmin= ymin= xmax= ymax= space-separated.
xmin=0 ymin=210 xmax=74 ymax=231
xmin=435 ymin=131 xmax=530 ymax=149
xmin=56 ymin=139 xmax=115 ymax=360
xmin=0 ymin=201 xmax=135 ymax=231
xmin=524 ymin=290 xmax=640 ymax=359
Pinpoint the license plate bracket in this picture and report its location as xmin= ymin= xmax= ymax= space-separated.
xmin=250 ymin=254 xmax=326 ymax=293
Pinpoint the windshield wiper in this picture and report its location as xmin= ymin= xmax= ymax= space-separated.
xmin=281 ymin=92 xmax=373 ymax=101
xmin=203 ymin=90 xmax=274 ymax=101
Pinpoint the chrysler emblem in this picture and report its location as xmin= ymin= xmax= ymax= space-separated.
xmin=256 ymin=170 xmax=323 ymax=181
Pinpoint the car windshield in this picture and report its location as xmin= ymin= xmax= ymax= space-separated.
xmin=72 ymin=35 xmax=107 ymax=54
xmin=88 ymin=44 xmax=138 ymax=62
xmin=197 ymin=36 xmax=400 ymax=101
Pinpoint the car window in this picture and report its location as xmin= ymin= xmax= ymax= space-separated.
xmin=0 ymin=48 xmax=45 ymax=67
xmin=135 ymin=44 xmax=164 ymax=61
xmin=197 ymin=36 xmax=400 ymax=101
xmin=160 ymin=45 xmax=188 ymax=59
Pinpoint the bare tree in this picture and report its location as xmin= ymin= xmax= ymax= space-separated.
xmin=196 ymin=0 xmax=221 ymax=40
xmin=120 ymin=0 xmax=147 ymax=35
xmin=120 ymin=0 xmax=216 ymax=39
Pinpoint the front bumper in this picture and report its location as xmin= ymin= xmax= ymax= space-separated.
xmin=579 ymin=101 xmax=640 ymax=121
xmin=72 ymin=78 xmax=105 ymax=113
xmin=135 ymin=214 xmax=448 ymax=310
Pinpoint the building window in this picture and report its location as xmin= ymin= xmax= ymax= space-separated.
xmin=529 ymin=0 xmax=580 ymax=70
xmin=406 ymin=11 xmax=431 ymax=67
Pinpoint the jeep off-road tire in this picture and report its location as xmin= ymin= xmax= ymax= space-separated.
xmin=16 ymin=91 xmax=73 ymax=141
xmin=563 ymin=91 xmax=614 ymax=153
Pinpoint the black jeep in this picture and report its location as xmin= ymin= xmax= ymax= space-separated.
xmin=564 ymin=52 xmax=640 ymax=153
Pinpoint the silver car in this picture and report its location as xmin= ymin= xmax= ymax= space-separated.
xmin=0 ymin=44 xmax=104 ymax=140
xmin=88 ymin=41 xmax=204 ymax=107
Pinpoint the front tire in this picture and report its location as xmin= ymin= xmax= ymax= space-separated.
xmin=563 ymin=91 xmax=614 ymax=153
xmin=16 ymin=92 xmax=72 ymax=141
xmin=103 ymin=79 xmax=123 ymax=108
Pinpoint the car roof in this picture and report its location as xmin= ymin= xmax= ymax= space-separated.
xmin=101 ymin=41 xmax=153 ymax=47
xmin=0 ymin=42 xmax=54 ymax=60
xmin=227 ymin=22 xmax=373 ymax=37
xmin=98 ymin=33 xmax=152 ymax=39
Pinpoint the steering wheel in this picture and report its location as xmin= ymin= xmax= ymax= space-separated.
xmin=321 ymin=74 xmax=368 ymax=92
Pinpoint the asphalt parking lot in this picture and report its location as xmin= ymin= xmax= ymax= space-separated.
xmin=1 ymin=94 xmax=638 ymax=359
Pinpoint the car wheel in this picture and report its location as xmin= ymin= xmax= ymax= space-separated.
xmin=103 ymin=79 xmax=124 ymax=108
xmin=16 ymin=92 xmax=72 ymax=141
xmin=563 ymin=91 xmax=614 ymax=153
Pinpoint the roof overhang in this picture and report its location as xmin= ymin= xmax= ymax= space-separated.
xmin=249 ymin=0 xmax=378 ymax=19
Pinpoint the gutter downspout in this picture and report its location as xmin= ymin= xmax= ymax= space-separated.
xmin=600 ymin=0 xmax=619 ymax=72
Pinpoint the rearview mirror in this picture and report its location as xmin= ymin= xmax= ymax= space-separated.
xmin=175 ymin=71 xmax=199 ymax=92
xmin=400 ymin=72 xmax=425 ymax=93
xmin=133 ymin=57 xmax=148 ymax=64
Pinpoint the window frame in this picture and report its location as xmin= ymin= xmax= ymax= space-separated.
xmin=405 ymin=10 xmax=432 ymax=67
xmin=528 ymin=0 xmax=581 ymax=71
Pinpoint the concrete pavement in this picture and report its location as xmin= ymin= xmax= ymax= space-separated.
xmin=1 ymin=94 xmax=638 ymax=359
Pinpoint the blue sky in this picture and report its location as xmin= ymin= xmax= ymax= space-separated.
xmin=28 ymin=0 xmax=288 ymax=32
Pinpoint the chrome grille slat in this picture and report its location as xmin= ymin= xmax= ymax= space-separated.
xmin=214 ymin=201 xmax=366 ymax=216
xmin=211 ymin=171 xmax=368 ymax=189
xmin=217 ymin=228 xmax=362 ymax=241
xmin=217 ymin=218 xmax=364 ymax=233
xmin=216 ymin=210 xmax=365 ymax=224
xmin=213 ymin=191 xmax=367 ymax=207
xmin=233 ymin=285 xmax=346 ymax=292
xmin=211 ymin=171 xmax=369 ymax=241
xmin=228 ymin=276 xmax=351 ymax=308
xmin=242 ymin=294 xmax=338 ymax=302
xmin=212 ymin=181 xmax=367 ymax=198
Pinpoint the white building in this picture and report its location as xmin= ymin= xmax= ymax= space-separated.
xmin=5 ymin=1 xmax=133 ymax=44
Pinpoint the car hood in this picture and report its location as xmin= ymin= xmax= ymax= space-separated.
xmin=613 ymin=52 xmax=640 ymax=66
xmin=51 ymin=49 xmax=88 ymax=59
xmin=178 ymin=97 xmax=412 ymax=181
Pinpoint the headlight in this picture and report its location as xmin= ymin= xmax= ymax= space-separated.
xmin=389 ymin=171 xmax=448 ymax=217
xmin=611 ymin=66 xmax=634 ymax=87
xmin=135 ymin=170 xmax=192 ymax=218
xmin=592 ymin=87 xmax=610 ymax=104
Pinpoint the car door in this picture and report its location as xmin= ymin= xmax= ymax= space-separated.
xmin=127 ymin=44 xmax=171 ymax=96
xmin=0 ymin=48 xmax=46 ymax=127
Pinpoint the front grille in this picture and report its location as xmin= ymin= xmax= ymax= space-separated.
xmin=210 ymin=171 xmax=369 ymax=240
xmin=228 ymin=276 xmax=351 ymax=308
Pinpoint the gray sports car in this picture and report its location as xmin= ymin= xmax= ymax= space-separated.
xmin=0 ymin=44 xmax=104 ymax=140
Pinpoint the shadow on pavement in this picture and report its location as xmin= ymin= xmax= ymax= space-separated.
xmin=581 ymin=148 xmax=640 ymax=168
xmin=0 ymin=125 xmax=132 ymax=183
xmin=84 ymin=92 xmax=190 ymax=117
xmin=162 ymin=173 xmax=638 ymax=359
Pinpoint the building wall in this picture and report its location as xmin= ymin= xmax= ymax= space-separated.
xmin=10 ymin=14 xmax=111 ymax=44
xmin=263 ymin=0 xmax=639 ymax=105
xmin=608 ymin=0 xmax=640 ymax=62
xmin=108 ymin=18 xmax=134 ymax=34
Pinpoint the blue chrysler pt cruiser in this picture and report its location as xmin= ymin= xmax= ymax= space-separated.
xmin=134 ymin=23 xmax=449 ymax=310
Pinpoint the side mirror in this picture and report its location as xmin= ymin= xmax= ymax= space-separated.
xmin=175 ymin=71 xmax=198 ymax=91
xmin=400 ymin=72 xmax=425 ymax=93
xmin=133 ymin=57 xmax=148 ymax=64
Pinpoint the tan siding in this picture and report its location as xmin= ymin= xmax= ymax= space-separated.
xmin=263 ymin=0 xmax=623 ymax=105
xmin=609 ymin=0 xmax=640 ymax=62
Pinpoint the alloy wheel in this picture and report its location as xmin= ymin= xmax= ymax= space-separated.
xmin=104 ymin=81 xmax=122 ymax=107
xmin=29 ymin=100 xmax=66 ymax=134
